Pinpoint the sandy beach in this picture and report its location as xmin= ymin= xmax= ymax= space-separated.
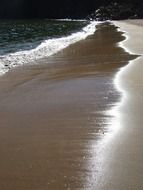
xmin=0 ymin=22 xmax=140 ymax=190
xmin=92 ymin=20 xmax=143 ymax=189
xmin=92 ymin=20 xmax=143 ymax=190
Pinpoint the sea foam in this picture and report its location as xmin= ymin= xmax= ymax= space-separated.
xmin=0 ymin=21 xmax=100 ymax=75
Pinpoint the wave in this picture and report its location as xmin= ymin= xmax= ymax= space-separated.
xmin=0 ymin=21 xmax=100 ymax=75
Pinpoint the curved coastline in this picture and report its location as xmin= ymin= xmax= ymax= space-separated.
xmin=84 ymin=22 xmax=140 ymax=189
xmin=112 ymin=21 xmax=140 ymax=134
xmin=113 ymin=20 xmax=143 ymax=134
xmin=93 ymin=20 xmax=143 ymax=189
xmin=0 ymin=22 xmax=141 ymax=189
xmin=0 ymin=22 xmax=135 ymax=190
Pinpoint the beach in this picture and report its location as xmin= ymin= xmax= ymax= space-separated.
xmin=0 ymin=21 xmax=140 ymax=190
xmin=92 ymin=20 xmax=143 ymax=190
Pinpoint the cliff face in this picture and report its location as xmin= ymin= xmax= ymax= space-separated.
xmin=0 ymin=0 xmax=142 ymax=19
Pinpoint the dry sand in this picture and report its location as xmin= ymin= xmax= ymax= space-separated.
xmin=0 ymin=22 xmax=139 ymax=189
xmin=91 ymin=20 xmax=143 ymax=189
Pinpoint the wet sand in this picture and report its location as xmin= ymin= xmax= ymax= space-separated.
xmin=0 ymin=23 xmax=137 ymax=189
xmin=104 ymin=20 xmax=143 ymax=189
xmin=89 ymin=20 xmax=143 ymax=189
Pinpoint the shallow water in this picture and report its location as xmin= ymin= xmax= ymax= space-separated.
xmin=0 ymin=19 xmax=99 ymax=75
xmin=0 ymin=23 xmax=138 ymax=190
xmin=0 ymin=19 xmax=88 ymax=55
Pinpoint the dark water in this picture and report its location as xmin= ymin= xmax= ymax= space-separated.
xmin=0 ymin=19 xmax=88 ymax=55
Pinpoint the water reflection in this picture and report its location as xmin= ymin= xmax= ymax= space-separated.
xmin=85 ymin=24 xmax=139 ymax=189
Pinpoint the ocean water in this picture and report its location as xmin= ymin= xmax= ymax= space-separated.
xmin=0 ymin=19 xmax=99 ymax=75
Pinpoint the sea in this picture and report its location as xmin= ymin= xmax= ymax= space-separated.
xmin=0 ymin=19 xmax=99 ymax=75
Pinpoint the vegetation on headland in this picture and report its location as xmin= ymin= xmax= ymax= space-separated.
xmin=0 ymin=0 xmax=143 ymax=20
xmin=87 ymin=2 xmax=137 ymax=21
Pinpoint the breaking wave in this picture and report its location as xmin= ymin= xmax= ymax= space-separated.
xmin=0 ymin=21 xmax=100 ymax=75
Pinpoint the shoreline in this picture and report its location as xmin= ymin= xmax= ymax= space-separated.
xmin=0 ymin=20 xmax=99 ymax=76
xmin=0 ymin=22 xmax=138 ymax=189
xmin=91 ymin=20 xmax=143 ymax=189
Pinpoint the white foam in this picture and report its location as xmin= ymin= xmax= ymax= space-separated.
xmin=55 ymin=19 xmax=87 ymax=22
xmin=0 ymin=21 xmax=100 ymax=76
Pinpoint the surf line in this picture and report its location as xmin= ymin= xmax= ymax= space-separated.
xmin=0 ymin=21 xmax=101 ymax=76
